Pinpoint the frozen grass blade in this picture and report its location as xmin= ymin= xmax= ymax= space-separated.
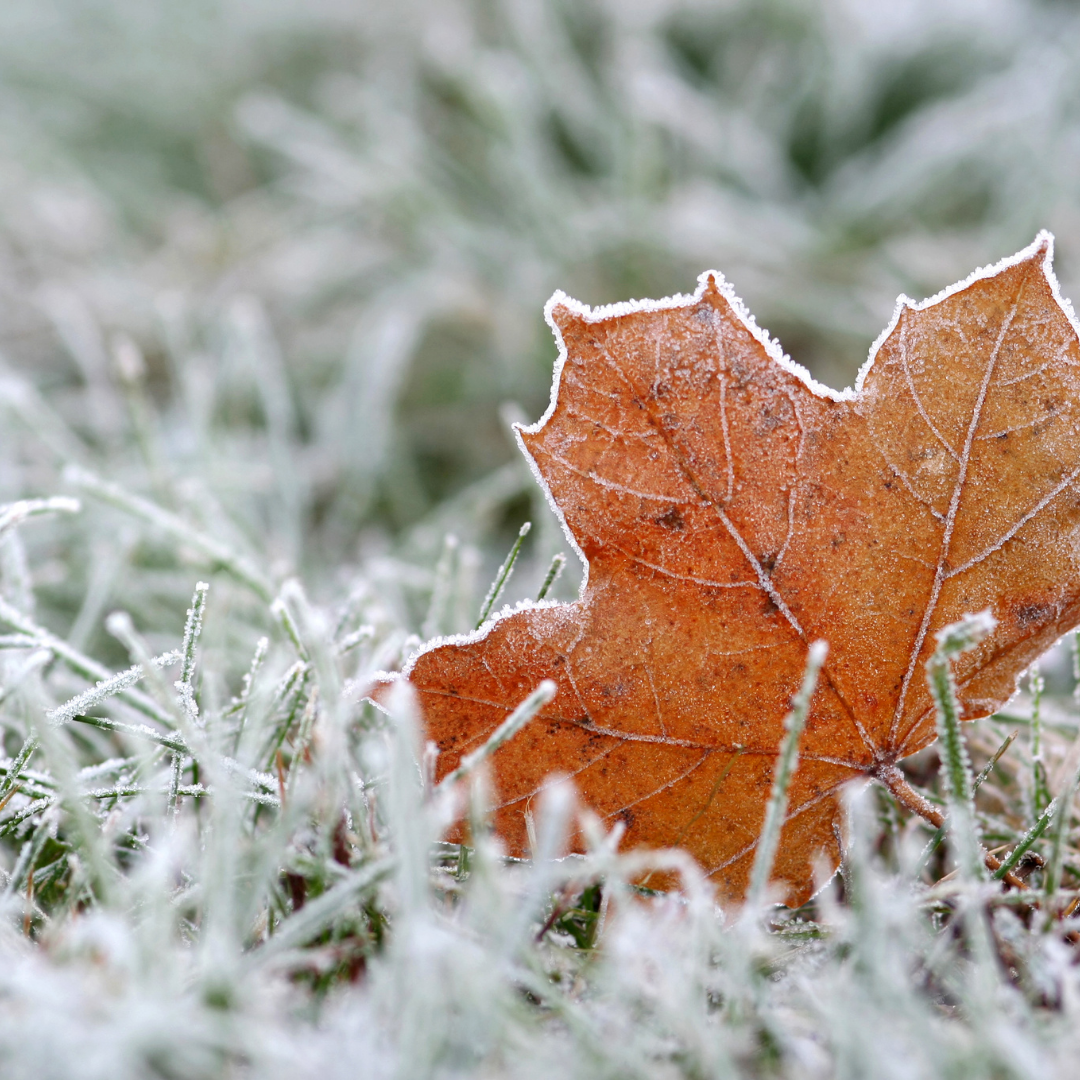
xmin=746 ymin=640 xmax=827 ymax=909
xmin=437 ymin=680 xmax=556 ymax=790
xmin=993 ymin=796 xmax=1056 ymax=881
xmin=259 ymin=662 xmax=312 ymax=771
xmin=82 ymin=783 xmax=206 ymax=800
xmin=271 ymin=592 xmax=310 ymax=662
xmin=69 ymin=715 xmax=280 ymax=806
xmin=227 ymin=635 xmax=269 ymax=752
xmin=475 ymin=522 xmax=530 ymax=629
xmin=64 ymin=466 xmax=274 ymax=602
xmin=0 ymin=496 xmax=80 ymax=538
xmin=0 ymin=736 xmax=40 ymax=809
xmin=422 ymin=534 xmax=458 ymax=640
xmin=336 ymin=625 xmax=373 ymax=656
xmin=926 ymin=612 xmax=992 ymax=881
xmin=247 ymin=858 xmax=394 ymax=965
xmin=0 ymin=634 xmax=40 ymax=649
xmin=916 ymin=728 xmax=1017 ymax=875
xmin=176 ymin=581 xmax=208 ymax=725
xmin=283 ymin=689 xmax=318 ymax=803
xmin=0 ymin=595 xmax=175 ymax=727
xmin=47 ymin=650 xmax=182 ymax=725
xmin=0 ymin=799 xmax=52 ymax=839
xmin=1044 ymin=757 xmax=1080 ymax=904
xmin=1029 ymin=662 xmax=1051 ymax=820
xmin=1072 ymin=630 xmax=1080 ymax=708
xmin=167 ymin=749 xmax=184 ymax=816
xmin=4 ymin=823 xmax=51 ymax=898
xmin=69 ymin=713 xmax=187 ymax=754
xmin=0 ymin=648 xmax=51 ymax=713
xmin=535 ymin=552 xmax=566 ymax=601
xmin=234 ymin=636 xmax=270 ymax=710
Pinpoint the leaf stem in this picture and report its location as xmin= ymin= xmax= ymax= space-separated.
xmin=916 ymin=729 xmax=1017 ymax=873
xmin=879 ymin=765 xmax=1026 ymax=889
xmin=878 ymin=767 xmax=943 ymax=827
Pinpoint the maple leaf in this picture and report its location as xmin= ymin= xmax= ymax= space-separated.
xmin=378 ymin=233 xmax=1080 ymax=907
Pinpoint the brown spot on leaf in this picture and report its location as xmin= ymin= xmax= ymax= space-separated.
xmin=655 ymin=506 xmax=685 ymax=531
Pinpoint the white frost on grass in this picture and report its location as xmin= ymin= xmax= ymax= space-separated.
xmin=1 ymin=2 xmax=1080 ymax=1076
xmin=47 ymin=651 xmax=182 ymax=725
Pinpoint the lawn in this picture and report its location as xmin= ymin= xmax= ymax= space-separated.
xmin=0 ymin=3 xmax=1079 ymax=1076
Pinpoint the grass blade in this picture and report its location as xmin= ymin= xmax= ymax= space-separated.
xmin=926 ymin=612 xmax=992 ymax=881
xmin=917 ymin=729 xmax=1017 ymax=874
xmin=64 ymin=466 xmax=274 ymax=602
xmin=535 ymin=552 xmax=566 ymax=601
xmin=993 ymin=796 xmax=1056 ymax=881
xmin=437 ymin=680 xmax=557 ymax=790
xmin=1029 ymin=662 xmax=1051 ymax=821
xmin=746 ymin=640 xmax=827 ymax=909
xmin=1044 ymin=758 xmax=1080 ymax=904
xmin=176 ymin=581 xmax=209 ymax=725
xmin=475 ymin=522 xmax=530 ymax=629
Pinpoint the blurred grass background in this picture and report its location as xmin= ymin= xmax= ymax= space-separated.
xmin=0 ymin=4 xmax=1079 ymax=1077
xmin=4 ymin=0 xmax=1080 ymax=636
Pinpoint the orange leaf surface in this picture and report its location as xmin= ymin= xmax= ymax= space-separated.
xmin=378 ymin=233 xmax=1080 ymax=906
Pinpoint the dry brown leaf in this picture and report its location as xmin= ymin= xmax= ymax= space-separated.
xmin=377 ymin=233 xmax=1080 ymax=907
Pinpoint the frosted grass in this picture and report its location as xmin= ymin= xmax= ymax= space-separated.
xmin=0 ymin=478 xmax=1076 ymax=1079
xmin=0 ymin=1 xmax=1076 ymax=1076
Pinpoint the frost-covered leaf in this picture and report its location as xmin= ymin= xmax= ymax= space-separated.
xmin=382 ymin=234 xmax=1080 ymax=906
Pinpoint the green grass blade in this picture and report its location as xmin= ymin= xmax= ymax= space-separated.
xmin=993 ymin=795 xmax=1056 ymax=881
xmin=475 ymin=522 xmax=530 ymax=629
xmin=535 ymin=552 xmax=566 ymax=601
xmin=746 ymin=640 xmax=827 ymax=909
xmin=926 ymin=612 xmax=993 ymax=881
